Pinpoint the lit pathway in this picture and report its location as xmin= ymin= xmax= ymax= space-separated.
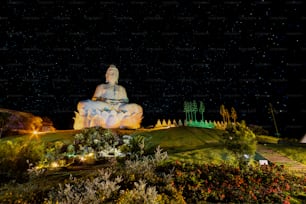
xmin=257 ymin=144 xmax=306 ymax=174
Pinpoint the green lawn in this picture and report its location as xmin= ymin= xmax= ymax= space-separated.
xmin=132 ymin=127 xmax=237 ymax=164
xmin=1 ymin=127 xmax=304 ymax=166
xmin=1 ymin=127 xmax=234 ymax=165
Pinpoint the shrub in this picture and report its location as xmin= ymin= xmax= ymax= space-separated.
xmin=0 ymin=139 xmax=45 ymax=183
xmin=45 ymin=147 xmax=175 ymax=203
xmin=170 ymin=162 xmax=306 ymax=203
xmin=2 ymin=146 xmax=306 ymax=203
xmin=73 ymin=127 xmax=121 ymax=156
xmin=248 ymin=124 xmax=269 ymax=136
xmin=222 ymin=121 xmax=257 ymax=166
xmin=117 ymin=180 xmax=160 ymax=204
xmin=46 ymin=168 xmax=123 ymax=204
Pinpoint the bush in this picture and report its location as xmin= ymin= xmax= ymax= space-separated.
xmin=248 ymin=124 xmax=269 ymax=136
xmin=2 ymin=143 xmax=306 ymax=203
xmin=44 ymin=160 xmax=306 ymax=203
xmin=45 ymin=147 xmax=174 ymax=203
xmin=222 ymin=121 xmax=257 ymax=166
xmin=0 ymin=139 xmax=45 ymax=183
xmin=46 ymin=168 xmax=123 ymax=204
xmin=170 ymin=162 xmax=305 ymax=203
xmin=40 ymin=128 xmax=153 ymax=167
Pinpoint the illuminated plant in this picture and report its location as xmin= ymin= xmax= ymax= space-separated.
xmin=222 ymin=121 xmax=257 ymax=166
xmin=199 ymin=101 xmax=205 ymax=122
xmin=231 ymin=107 xmax=237 ymax=124
xmin=220 ymin=104 xmax=226 ymax=123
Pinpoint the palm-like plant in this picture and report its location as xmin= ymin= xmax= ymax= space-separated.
xmin=231 ymin=107 xmax=237 ymax=124
xmin=220 ymin=104 xmax=226 ymax=123
xmin=192 ymin=100 xmax=198 ymax=122
xmin=199 ymin=102 xmax=205 ymax=122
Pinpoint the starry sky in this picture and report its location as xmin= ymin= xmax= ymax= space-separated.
xmin=0 ymin=1 xmax=305 ymax=136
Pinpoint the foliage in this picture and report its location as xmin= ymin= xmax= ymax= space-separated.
xmin=231 ymin=107 xmax=237 ymax=124
xmin=170 ymin=162 xmax=306 ymax=203
xmin=42 ymin=159 xmax=306 ymax=203
xmin=0 ymin=139 xmax=45 ymax=183
xmin=121 ymin=134 xmax=145 ymax=157
xmin=38 ymin=140 xmax=69 ymax=168
xmin=73 ymin=127 xmax=122 ymax=158
xmin=117 ymin=180 xmax=160 ymax=204
xmin=220 ymin=104 xmax=226 ymax=123
xmin=220 ymin=105 xmax=238 ymax=124
xmin=248 ymin=124 xmax=270 ymax=136
xmin=37 ymin=127 xmax=152 ymax=168
xmin=183 ymin=100 xmax=206 ymax=122
xmin=45 ymin=147 xmax=174 ymax=204
xmin=1 ymin=128 xmax=306 ymax=203
xmin=46 ymin=169 xmax=123 ymax=204
xmin=256 ymin=135 xmax=280 ymax=144
xmin=222 ymin=121 xmax=257 ymax=166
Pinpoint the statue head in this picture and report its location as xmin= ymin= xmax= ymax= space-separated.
xmin=105 ymin=64 xmax=119 ymax=84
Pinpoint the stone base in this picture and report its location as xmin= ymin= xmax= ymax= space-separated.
xmin=73 ymin=110 xmax=142 ymax=130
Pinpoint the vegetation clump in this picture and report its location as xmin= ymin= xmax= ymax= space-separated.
xmin=1 ymin=127 xmax=306 ymax=203
xmin=222 ymin=121 xmax=257 ymax=166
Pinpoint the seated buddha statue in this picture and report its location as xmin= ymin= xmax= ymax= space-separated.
xmin=73 ymin=64 xmax=143 ymax=129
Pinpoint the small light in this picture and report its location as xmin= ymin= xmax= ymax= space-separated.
xmin=87 ymin=153 xmax=94 ymax=157
xmin=51 ymin=162 xmax=59 ymax=168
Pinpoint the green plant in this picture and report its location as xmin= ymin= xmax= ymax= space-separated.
xmin=170 ymin=161 xmax=306 ymax=203
xmin=256 ymin=135 xmax=280 ymax=144
xmin=117 ymin=180 xmax=160 ymax=204
xmin=46 ymin=169 xmax=123 ymax=204
xmin=0 ymin=139 xmax=45 ymax=182
xmin=37 ymin=128 xmax=151 ymax=168
xmin=222 ymin=121 xmax=257 ymax=166
xmin=248 ymin=124 xmax=269 ymax=136
xmin=1 ymin=142 xmax=306 ymax=203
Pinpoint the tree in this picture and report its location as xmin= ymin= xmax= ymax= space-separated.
xmin=224 ymin=108 xmax=230 ymax=123
xmin=220 ymin=104 xmax=226 ymax=123
xmin=199 ymin=101 xmax=205 ymax=122
xmin=29 ymin=116 xmax=43 ymax=131
xmin=192 ymin=100 xmax=198 ymax=122
xmin=231 ymin=107 xmax=237 ymax=124
xmin=186 ymin=101 xmax=192 ymax=121
xmin=222 ymin=121 xmax=257 ymax=166
xmin=183 ymin=101 xmax=189 ymax=122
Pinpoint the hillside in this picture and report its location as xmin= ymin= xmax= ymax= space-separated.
xmin=130 ymin=126 xmax=233 ymax=163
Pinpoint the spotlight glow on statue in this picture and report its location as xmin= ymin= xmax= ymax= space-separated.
xmin=73 ymin=65 xmax=143 ymax=129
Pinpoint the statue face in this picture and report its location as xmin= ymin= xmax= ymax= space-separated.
xmin=105 ymin=67 xmax=119 ymax=84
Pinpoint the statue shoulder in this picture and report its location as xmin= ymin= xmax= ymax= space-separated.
xmin=96 ymin=84 xmax=107 ymax=89
xmin=118 ymin=85 xmax=126 ymax=89
xmin=117 ymin=85 xmax=127 ymax=91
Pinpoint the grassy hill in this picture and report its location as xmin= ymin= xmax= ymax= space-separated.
xmin=1 ymin=126 xmax=235 ymax=165
xmin=131 ymin=127 xmax=235 ymax=164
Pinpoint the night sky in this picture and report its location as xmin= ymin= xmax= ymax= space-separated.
xmin=0 ymin=1 xmax=305 ymax=137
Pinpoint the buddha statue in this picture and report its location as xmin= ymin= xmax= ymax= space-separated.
xmin=73 ymin=64 xmax=143 ymax=129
